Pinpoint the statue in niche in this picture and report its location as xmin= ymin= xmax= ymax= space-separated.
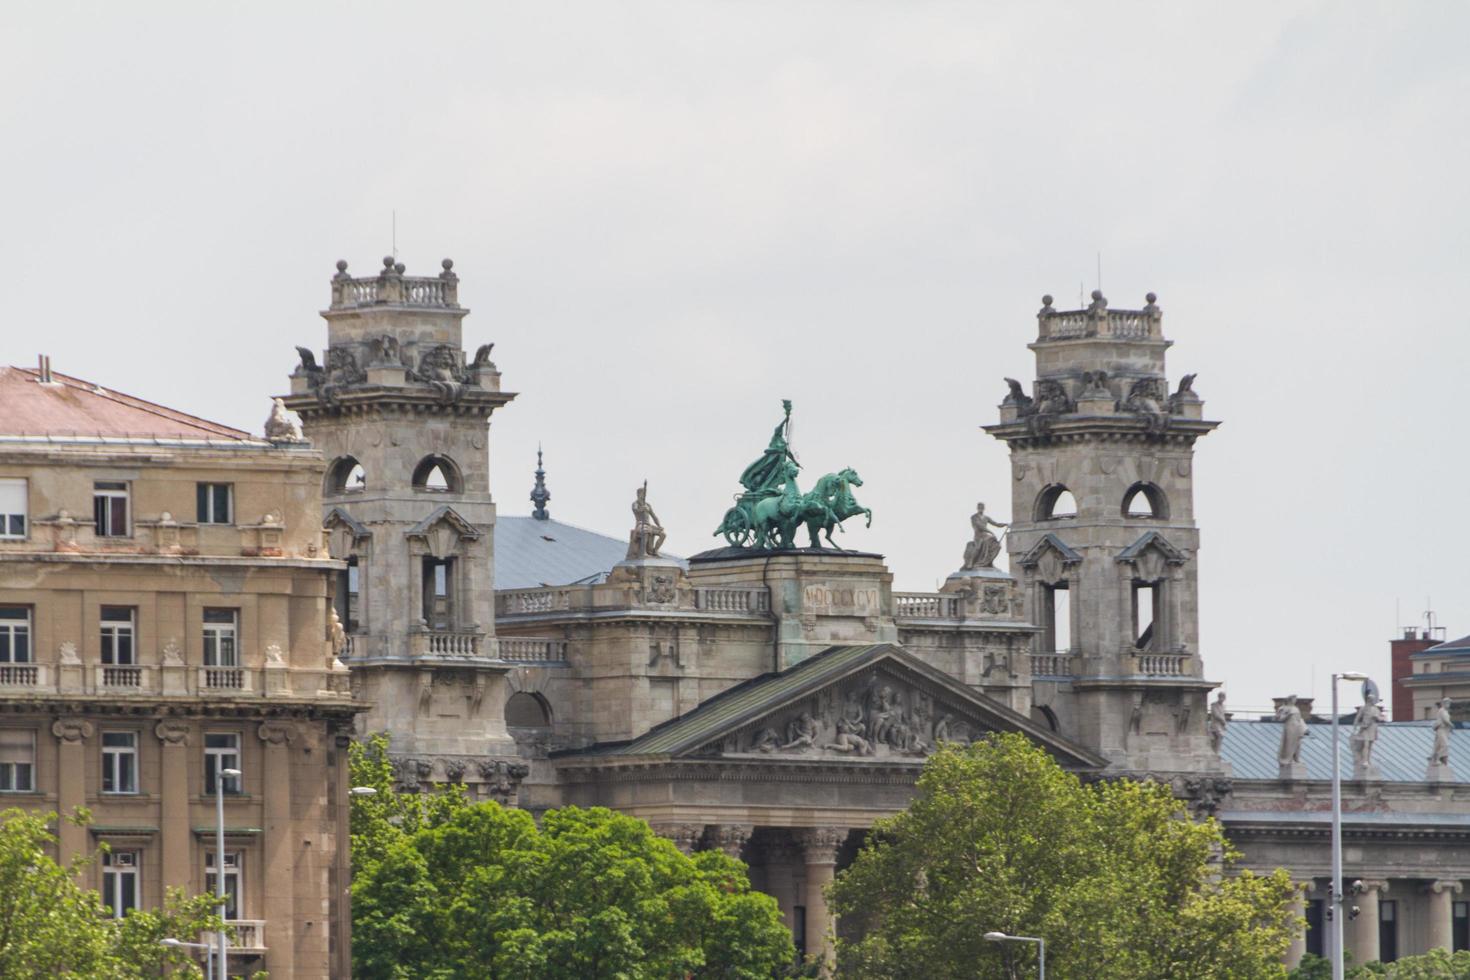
xmin=264 ymin=398 xmax=305 ymax=443
xmin=781 ymin=710 xmax=819 ymax=751
xmin=1275 ymin=695 xmax=1308 ymax=765
xmin=1430 ymin=698 xmax=1454 ymax=767
xmin=961 ymin=502 xmax=1008 ymax=571
xmin=750 ymin=727 xmax=781 ymax=753
xmin=626 ymin=482 xmax=666 ymax=559
xmin=1207 ymin=691 xmax=1228 ymax=754
xmin=1349 ymin=692 xmax=1383 ymax=769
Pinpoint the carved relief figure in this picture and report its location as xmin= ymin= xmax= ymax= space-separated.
xmin=1081 ymin=369 xmax=1110 ymax=397
xmin=782 ymin=710 xmax=819 ymax=750
xmin=824 ymin=706 xmax=873 ymax=755
xmin=867 ymin=685 xmax=900 ymax=746
xmin=1119 ymin=377 xmax=1169 ymax=416
xmin=1350 ymin=693 xmax=1383 ymax=769
xmin=627 ymin=482 xmax=666 ymax=559
xmin=750 ymin=727 xmax=781 ymax=753
xmin=933 ymin=713 xmax=972 ymax=747
xmin=1275 ymin=695 xmax=1308 ymax=765
xmin=367 ymin=334 xmax=401 ymax=365
xmin=961 ymin=502 xmax=1008 ymax=570
xmin=1032 ymin=379 xmax=1075 ymax=416
xmin=1430 ymin=698 xmax=1454 ymax=766
xmin=1207 ymin=691 xmax=1228 ymax=754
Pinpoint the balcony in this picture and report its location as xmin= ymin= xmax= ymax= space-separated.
xmin=95 ymin=664 xmax=152 ymax=691
xmin=202 ymin=919 xmax=267 ymax=954
xmin=1030 ymin=653 xmax=1074 ymax=677
xmin=0 ymin=663 xmax=43 ymax=688
xmin=198 ymin=666 xmax=251 ymax=693
xmin=411 ymin=632 xmax=481 ymax=658
xmin=1133 ymin=652 xmax=1191 ymax=677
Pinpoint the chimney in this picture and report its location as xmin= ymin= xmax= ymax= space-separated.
xmin=37 ymin=355 xmax=53 ymax=383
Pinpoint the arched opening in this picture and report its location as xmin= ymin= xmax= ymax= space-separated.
xmin=505 ymin=691 xmax=552 ymax=729
xmin=1030 ymin=704 xmax=1060 ymax=732
xmin=327 ymin=457 xmax=366 ymax=495
xmin=1035 ymin=484 xmax=1077 ymax=521
xmin=1122 ymin=482 xmax=1168 ymax=519
xmin=412 ymin=455 xmax=462 ymax=494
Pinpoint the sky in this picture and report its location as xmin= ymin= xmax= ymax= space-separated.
xmin=2 ymin=1 xmax=1467 ymax=716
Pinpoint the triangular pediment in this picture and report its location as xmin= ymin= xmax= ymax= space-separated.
xmin=1116 ymin=531 xmax=1188 ymax=583
xmin=406 ymin=505 xmax=482 ymax=540
xmin=601 ymin=644 xmax=1106 ymax=770
xmin=323 ymin=506 xmax=371 ymax=540
xmin=1017 ymin=533 xmax=1082 ymax=568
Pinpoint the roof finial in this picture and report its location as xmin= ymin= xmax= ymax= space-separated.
xmin=530 ymin=445 xmax=551 ymax=520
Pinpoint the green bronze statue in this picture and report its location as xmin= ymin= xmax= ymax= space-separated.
xmin=715 ymin=400 xmax=872 ymax=550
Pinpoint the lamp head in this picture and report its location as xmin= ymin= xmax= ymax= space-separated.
xmin=349 ymin=786 xmax=378 ymax=797
xmin=221 ymin=768 xmax=242 ymax=779
xmin=1337 ymin=671 xmax=1369 ymax=682
xmin=160 ymin=938 xmax=182 ymax=948
xmin=984 ymin=932 xmax=1009 ymax=941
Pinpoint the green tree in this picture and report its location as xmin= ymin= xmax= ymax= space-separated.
xmin=828 ymin=733 xmax=1301 ymax=979
xmin=0 ymin=807 xmax=220 ymax=979
xmin=1290 ymin=949 xmax=1470 ymax=979
xmin=349 ymin=734 xmax=794 ymax=978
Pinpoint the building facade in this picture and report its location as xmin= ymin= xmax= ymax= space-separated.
xmin=0 ymin=364 xmax=358 ymax=978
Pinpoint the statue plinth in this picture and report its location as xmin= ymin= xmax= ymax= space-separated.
xmin=940 ymin=565 xmax=1014 ymax=592
xmin=1278 ymin=761 xmax=1307 ymax=781
xmin=1353 ymin=762 xmax=1382 ymax=783
xmin=1427 ymin=762 xmax=1455 ymax=783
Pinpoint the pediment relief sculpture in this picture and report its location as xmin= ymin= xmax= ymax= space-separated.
xmin=1116 ymin=531 xmax=1188 ymax=584
xmin=407 ymin=505 xmax=482 ymax=558
xmin=725 ymin=669 xmax=986 ymax=762
xmin=1018 ymin=533 xmax=1082 ymax=585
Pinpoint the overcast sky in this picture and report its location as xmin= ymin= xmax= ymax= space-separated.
xmin=3 ymin=2 xmax=1467 ymax=716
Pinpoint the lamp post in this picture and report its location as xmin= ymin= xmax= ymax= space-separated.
xmin=1330 ymin=671 xmax=1368 ymax=980
xmin=985 ymin=931 xmax=1045 ymax=979
xmin=161 ymin=937 xmax=215 ymax=980
xmin=350 ymin=786 xmax=377 ymax=797
xmin=216 ymin=766 xmax=242 ymax=980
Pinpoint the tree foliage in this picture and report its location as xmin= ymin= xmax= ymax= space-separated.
xmin=1291 ymin=950 xmax=1470 ymax=979
xmin=349 ymin=733 xmax=794 ymax=979
xmin=828 ymin=733 xmax=1301 ymax=979
xmin=0 ymin=807 xmax=220 ymax=979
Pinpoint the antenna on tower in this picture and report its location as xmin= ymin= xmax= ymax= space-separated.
xmin=1097 ymin=252 xmax=1103 ymax=292
xmin=392 ymin=210 xmax=398 ymax=261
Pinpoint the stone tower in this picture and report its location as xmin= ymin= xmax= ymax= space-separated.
xmin=282 ymin=257 xmax=523 ymax=792
xmin=984 ymin=290 xmax=1220 ymax=773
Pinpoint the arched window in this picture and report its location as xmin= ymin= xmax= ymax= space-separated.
xmin=1122 ymin=483 xmax=1168 ymax=519
xmin=1035 ymin=485 xmax=1077 ymax=521
xmin=411 ymin=455 xmax=462 ymax=494
xmin=327 ymin=457 xmax=366 ymax=495
xmin=505 ymin=692 xmax=552 ymax=729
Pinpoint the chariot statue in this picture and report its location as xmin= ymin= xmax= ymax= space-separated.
xmin=713 ymin=400 xmax=872 ymax=550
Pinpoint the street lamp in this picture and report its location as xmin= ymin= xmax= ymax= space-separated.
xmin=985 ymin=931 xmax=1045 ymax=979
xmin=349 ymin=786 xmax=378 ymax=796
xmin=215 ymin=767 xmax=242 ymax=980
xmin=1331 ymin=672 xmax=1369 ymax=980
xmin=161 ymin=937 xmax=214 ymax=980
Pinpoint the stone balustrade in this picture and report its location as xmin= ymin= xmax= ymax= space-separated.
xmin=494 ymin=637 xmax=568 ymax=663
xmin=95 ymin=664 xmax=152 ymax=691
xmin=1037 ymin=298 xmax=1162 ymax=341
xmin=893 ymin=592 xmax=960 ymax=620
xmin=496 ymin=588 xmax=572 ymax=616
xmin=1134 ymin=652 xmax=1190 ymax=676
xmin=1029 ymin=653 xmax=1073 ymax=677
xmin=329 ymin=257 xmax=460 ymax=310
xmin=204 ymin=919 xmax=266 ymax=953
xmin=199 ymin=666 xmax=250 ymax=692
xmin=0 ymin=663 xmax=43 ymax=687
xmin=422 ymin=632 xmax=479 ymax=657
xmin=693 ymin=588 xmax=770 ymax=613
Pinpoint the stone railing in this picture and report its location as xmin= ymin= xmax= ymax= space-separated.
xmin=341 ymin=635 xmax=356 ymax=658
xmin=496 ymin=588 xmax=572 ymax=616
xmin=1038 ymin=299 xmax=1161 ymax=341
xmin=1134 ymin=653 xmax=1189 ymax=676
xmin=199 ymin=666 xmax=249 ymax=692
xmin=894 ymin=592 xmax=960 ymax=620
xmin=329 ymin=258 xmax=459 ymax=310
xmin=96 ymin=664 xmax=151 ymax=691
xmin=1030 ymin=653 xmax=1073 ymax=677
xmin=204 ymin=920 xmax=266 ymax=953
xmin=495 ymin=637 xmax=568 ymax=663
xmin=693 ymin=588 xmax=770 ymax=614
xmin=1043 ymin=311 xmax=1090 ymax=339
xmin=0 ymin=663 xmax=42 ymax=687
xmin=424 ymin=632 xmax=480 ymax=657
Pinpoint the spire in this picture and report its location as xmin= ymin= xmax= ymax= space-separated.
xmin=530 ymin=445 xmax=551 ymax=520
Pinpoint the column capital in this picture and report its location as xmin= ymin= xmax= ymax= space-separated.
xmin=1358 ymin=879 xmax=1390 ymax=895
xmin=154 ymin=720 xmax=190 ymax=746
xmin=653 ymin=823 xmax=705 ymax=855
xmin=794 ymin=826 xmax=847 ymax=865
xmin=709 ymin=824 xmax=754 ymax=859
xmin=1429 ymin=879 xmax=1464 ymax=896
xmin=51 ymin=718 xmax=93 ymax=743
xmin=258 ymin=721 xmax=297 ymax=746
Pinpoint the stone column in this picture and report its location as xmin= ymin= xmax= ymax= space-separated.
xmin=795 ymin=827 xmax=847 ymax=967
xmin=155 ymin=721 xmax=191 ymax=893
xmin=709 ymin=824 xmax=754 ymax=861
xmin=1284 ymin=885 xmax=1308 ymax=968
xmin=652 ymin=823 xmax=704 ymax=856
xmin=1427 ymin=880 xmax=1463 ymax=951
xmin=51 ymin=718 xmax=92 ymax=866
xmin=259 ymin=722 xmax=296 ymax=978
xmin=1348 ymin=880 xmax=1387 ymax=966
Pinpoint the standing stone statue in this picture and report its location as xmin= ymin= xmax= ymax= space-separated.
xmin=263 ymin=397 xmax=305 ymax=443
xmin=961 ymin=502 xmax=1008 ymax=570
xmin=626 ymin=482 xmax=666 ymax=560
xmin=1207 ymin=691 xmax=1229 ymax=754
xmin=1350 ymin=693 xmax=1383 ymax=780
xmin=1428 ymin=698 xmax=1455 ymax=781
xmin=1276 ymin=696 xmax=1308 ymax=774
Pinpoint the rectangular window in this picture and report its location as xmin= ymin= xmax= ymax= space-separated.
xmin=205 ymin=850 xmax=241 ymax=919
xmin=1132 ymin=582 xmax=1159 ymax=650
xmin=100 ymin=607 xmax=135 ymax=665
xmin=102 ymin=850 xmax=139 ymax=918
xmin=202 ymin=609 xmax=238 ymax=667
xmin=1379 ymin=899 xmax=1398 ymax=963
xmin=0 ymin=479 xmax=26 ymax=539
xmin=336 ymin=558 xmax=360 ymax=634
xmin=0 ymin=607 xmax=30 ymax=664
xmin=101 ymin=731 xmax=138 ymax=794
xmin=93 ymin=482 xmax=130 ymax=537
xmin=421 ymin=557 xmax=455 ymax=630
xmin=0 ymin=730 xmax=34 ymax=792
xmin=793 ymin=905 xmax=807 ymax=959
xmin=1304 ymin=899 xmax=1324 ymax=957
xmin=195 ymin=483 xmax=232 ymax=525
xmin=1453 ymin=900 xmax=1468 ymax=953
xmin=204 ymin=732 xmax=241 ymax=795
xmin=1043 ymin=584 xmax=1070 ymax=654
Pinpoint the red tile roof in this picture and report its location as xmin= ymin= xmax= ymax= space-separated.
xmin=0 ymin=366 xmax=253 ymax=441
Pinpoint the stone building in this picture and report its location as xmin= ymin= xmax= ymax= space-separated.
xmin=0 ymin=362 xmax=358 ymax=978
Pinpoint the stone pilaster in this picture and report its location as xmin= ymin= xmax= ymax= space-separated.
xmin=1427 ymin=880 xmax=1463 ymax=951
xmin=260 ymin=721 xmax=296 ymax=977
xmin=795 ymin=827 xmax=847 ymax=967
xmin=155 ymin=721 xmax=191 ymax=893
xmin=51 ymin=718 xmax=92 ymax=865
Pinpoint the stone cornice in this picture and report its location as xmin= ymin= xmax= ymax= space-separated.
xmin=283 ymin=385 xmax=515 ymax=421
xmin=552 ymin=755 xmax=928 ymax=786
xmin=0 ymin=553 xmax=343 ymax=570
xmin=496 ymin=609 xmax=773 ymax=628
xmin=983 ymin=416 xmax=1219 ymax=449
xmin=0 ymin=697 xmax=361 ymax=721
